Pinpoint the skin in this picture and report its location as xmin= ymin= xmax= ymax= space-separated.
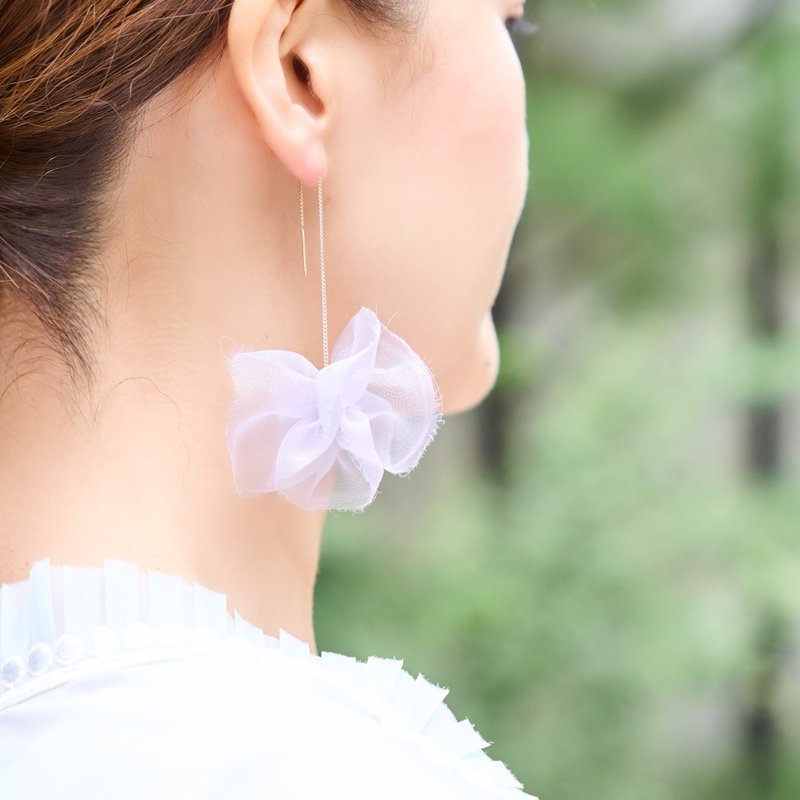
xmin=0 ymin=0 xmax=529 ymax=653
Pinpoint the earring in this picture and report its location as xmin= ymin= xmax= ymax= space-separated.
xmin=224 ymin=177 xmax=444 ymax=512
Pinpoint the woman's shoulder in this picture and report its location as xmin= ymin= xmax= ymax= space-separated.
xmin=0 ymin=559 xmax=535 ymax=799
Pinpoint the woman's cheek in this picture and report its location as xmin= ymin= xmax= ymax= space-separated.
xmin=442 ymin=54 xmax=527 ymax=223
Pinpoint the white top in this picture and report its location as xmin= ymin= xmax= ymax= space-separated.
xmin=0 ymin=558 xmax=536 ymax=799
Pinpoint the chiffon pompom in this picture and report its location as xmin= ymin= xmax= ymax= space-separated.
xmin=225 ymin=307 xmax=444 ymax=512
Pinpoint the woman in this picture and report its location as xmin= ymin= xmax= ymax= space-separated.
xmin=0 ymin=0 xmax=535 ymax=796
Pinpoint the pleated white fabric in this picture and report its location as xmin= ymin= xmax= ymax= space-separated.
xmin=0 ymin=559 xmax=536 ymax=799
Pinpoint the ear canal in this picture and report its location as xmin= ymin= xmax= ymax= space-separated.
xmin=291 ymin=54 xmax=322 ymax=109
xmin=292 ymin=55 xmax=311 ymax=86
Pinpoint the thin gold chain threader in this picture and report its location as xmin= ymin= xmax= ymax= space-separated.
xmin=299 ymin=178 xmax=330 ymax=368
xmin=299 ymin=183 xmax=308 ymax=278
xmin=318 ymin=177 xmax=329 ymax=368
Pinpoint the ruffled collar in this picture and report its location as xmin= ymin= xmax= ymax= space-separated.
xmin=0 ymin=558 xmax=534 ymax=798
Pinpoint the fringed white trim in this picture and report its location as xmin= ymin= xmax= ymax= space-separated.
xmin=0 ymin=559 xmax=536 ymax=798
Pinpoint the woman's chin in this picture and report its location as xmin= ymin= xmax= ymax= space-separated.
xmin=440 ymin=313 xmax=500 ymax=416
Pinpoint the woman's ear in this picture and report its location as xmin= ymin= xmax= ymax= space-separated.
xmin=227 ymin=0 xmax=328 ymax=186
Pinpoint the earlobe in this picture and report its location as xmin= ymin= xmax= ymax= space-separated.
xmin=227 ymin=0 xmax=328 ymax=185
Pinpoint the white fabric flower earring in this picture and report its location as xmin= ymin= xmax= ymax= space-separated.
xmin=224 ymin=178 xmax=444 ymax=512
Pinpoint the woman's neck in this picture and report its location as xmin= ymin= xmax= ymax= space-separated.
xmin=0 ymin=62 xmax=333 ymax=653
xmin=0 ymin=319 xmax=327 ymax=654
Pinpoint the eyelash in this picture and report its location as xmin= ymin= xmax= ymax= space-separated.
xmin=505 ymin=17 xmax=539 ymax=37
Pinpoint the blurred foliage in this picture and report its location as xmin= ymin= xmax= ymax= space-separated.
xmin=315 ymin=2 xmax=800 ymax=799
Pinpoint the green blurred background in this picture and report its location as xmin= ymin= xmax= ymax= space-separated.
xmin=315 ymin=1 xmax=800 ymax=798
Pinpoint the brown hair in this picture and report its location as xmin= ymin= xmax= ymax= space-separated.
xmin=0 ymin=0 xmax=413 ymax=389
